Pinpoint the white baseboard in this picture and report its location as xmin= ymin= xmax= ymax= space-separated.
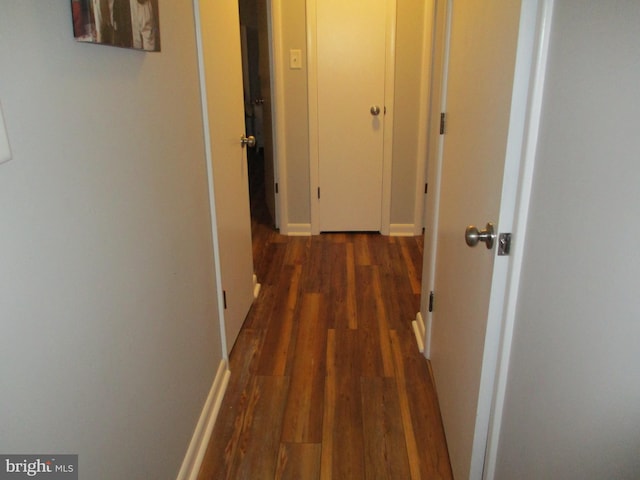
xmin=412 ymin=311 xmax=426 ymax=353
xmin=176 ymin=360 xmax=230 ymax=480
xmin=390 ymin=224 xmax=418 ymax=236
xmin=285 ymin=223 xmax=312 ymax=236
xmin=253 ymin=274 xmax=261 ymax=299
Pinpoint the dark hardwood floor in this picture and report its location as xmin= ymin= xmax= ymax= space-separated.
xmin=196 ymin=213 xmax=453 ymax=479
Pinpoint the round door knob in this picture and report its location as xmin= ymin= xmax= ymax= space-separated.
xmin=240 ymin=135 xmax=256 ymax=148
xmin=370 ymin=105 xmax=381 ymax=116
xmin=465 ymin=222 xmax=496 ymax=249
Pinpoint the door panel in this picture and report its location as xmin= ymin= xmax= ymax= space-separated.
xmin=429 ymin=0 xmax=522 ymax=478
xmin=199 ymin=0 xmax=255 ymax=354
xmin=316 ymin=0 xmax=388 ymax=232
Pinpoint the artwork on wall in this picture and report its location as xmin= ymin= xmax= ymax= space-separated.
xmin=71 ymin=0 xmax=161 ymax=52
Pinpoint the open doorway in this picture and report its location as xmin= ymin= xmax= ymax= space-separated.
xmin=238 ymin=0 xmax=277 ymax=233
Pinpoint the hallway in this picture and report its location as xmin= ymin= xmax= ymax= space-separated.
xmin=197 ymin=219 xmax=452 ymax=479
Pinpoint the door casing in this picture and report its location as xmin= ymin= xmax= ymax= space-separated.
xmin=420 ymin=0 xmax=554 ymax=478
xmin=306 ymin=0 xmax=396 ymax=235
xmin=239 ymin=0 xmax=279 ymax=228
xmin=269 ymin=0 xmax=290 ymax=233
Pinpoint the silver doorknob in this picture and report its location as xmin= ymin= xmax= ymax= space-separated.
xmin=465 ymin=222 xmax=496 ymax=249
xmin=240 ymin=135 xmax=256 ymax=148
xmin=370 ymin=105 xmax=381 ymax=116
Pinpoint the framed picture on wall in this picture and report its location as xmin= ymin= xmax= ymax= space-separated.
xmin=71 ymin=0 xmax=161 ymax=52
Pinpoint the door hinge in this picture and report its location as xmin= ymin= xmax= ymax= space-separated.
xmin=223 ymin=290 xmax=227 ymax=309
xmin=424 ymin=183 xmax=428 ymax=194
xmin=498 ymin=233 xmax=512 ymax=256
xmin=440 ymin=112 xmax=446 ymax=135
xmin=317 ymin=187 xmax=321 ymax=199
xmin=275 ymin=182 xmax=279 ymax=194
xmin=428 ymin=291 xmax=435 ymax=312
xmin=384 ymin=106 xmax=387 ymax=115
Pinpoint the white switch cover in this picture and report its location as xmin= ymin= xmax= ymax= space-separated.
xmin=289 ymin=49 xmax=302 ymax=70
xmin=0 ymin=101 xmax=11 ymax=164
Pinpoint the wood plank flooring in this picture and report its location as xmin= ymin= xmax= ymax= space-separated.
xmin=197 ymin=221 xmax=453 ymax=479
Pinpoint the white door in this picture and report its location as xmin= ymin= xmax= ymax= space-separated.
xmin=314 ymin=0 xmax=390 ymax=232
xmin=428 ymin=0 xmax=526 ymax=478
xmin=198 ymin=0 xmax=255 ymax=355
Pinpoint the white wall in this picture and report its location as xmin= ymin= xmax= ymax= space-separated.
xmin=495 ymin=2 xmax=640 ymax=478
xmin=0 ymin=2 xmax=222 ymax=478
xmin=280 ymin=0 xmax=311 ymax=224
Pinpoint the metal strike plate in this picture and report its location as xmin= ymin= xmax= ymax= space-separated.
xmin=497 ymin=233 xmax=512 ymax=256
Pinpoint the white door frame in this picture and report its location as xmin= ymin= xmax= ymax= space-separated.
xmin=267 ymin=0 xmax=288 ymax=232
xmin=420 ymin=0 xmax=555 ymax=478
xmin=306 ymin=0 xmax=396 ymax=235
xmin=240 ymin=0 xmax=290 ymax=233
xmin=193 ymin=0 xmax=233 ymax=361
xmin=482 ymin=1 xmax=555 ymax=477
xmin=413 ymin=0 xmax=438 ymax=236
xmin=420 ymin=0 xmax=453 ymax=358
xmin=192 ymin=0 xmax=291 ymax=358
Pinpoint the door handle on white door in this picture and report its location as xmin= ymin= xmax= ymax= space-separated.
xmin=465 ymin=223 xmax=496 ymax=249
xmin=370 ymin=105 xmax=381 ymax=116
xmin=240 ymin=135 xmax=256 ymax=148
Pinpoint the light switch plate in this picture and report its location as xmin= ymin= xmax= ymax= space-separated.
xmin=0 ymin=101 xmax=11 ymax=164
xmin=289 ymin=49 xmax=302 ymax=70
